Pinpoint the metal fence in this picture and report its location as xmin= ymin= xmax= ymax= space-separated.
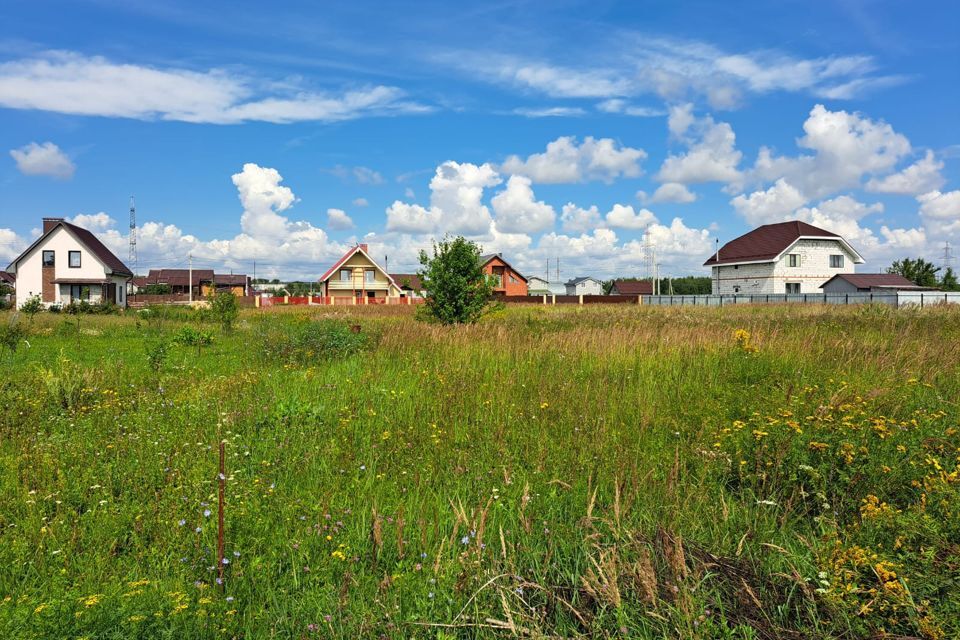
xmin=642 ymin=292 xmax=960 ymax=307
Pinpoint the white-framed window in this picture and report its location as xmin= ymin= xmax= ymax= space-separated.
xmin=788 ymin=253 xmax=799 ymax=267
xmin=830 ymin=255 xmax=844 ymax=268
xmin=339 ymin=269 xmax=352 ymax=282
xmin=785 ymin=282 xmax=801 ymax=294
xmin=365 ymin=269 xmax=375 ymax=283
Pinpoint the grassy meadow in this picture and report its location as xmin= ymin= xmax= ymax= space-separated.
xmin=1 ymin=303 xmax=959 ymax=639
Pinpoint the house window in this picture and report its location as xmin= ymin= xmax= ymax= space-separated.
xmin=42 ymin=250 xmax=55 ymax=267
xmin=788 ymin=253 xmax=799 ymax=267
xmin=365 ymin=269 xmax=375 ymax=283
xmin=830 ymin=255 xmax=844 ymax=268
xmin=339 ymin=269 xmax=352 ymax=282
xmin=69 ymin=251 xmax=81 ymax=268
xmin=70 ymin=284 xmax=90 ymax=301
xmin=785 ymin=283 xmax=801 ymax=294
xmin=509 ymin=274 xmax=518 ymax=284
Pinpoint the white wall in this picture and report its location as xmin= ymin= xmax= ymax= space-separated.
xmin=566 ymin=279 xmax=603 ymax=295
xmin=711 ymin=239 xmax=858 ymax=294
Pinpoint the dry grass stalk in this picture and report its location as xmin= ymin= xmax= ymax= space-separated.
xmin=582 ymin=546 xmax=622 ymax=609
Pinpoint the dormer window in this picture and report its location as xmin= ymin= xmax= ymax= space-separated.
xmin=69 ymin=251 xmax=81 ymax=268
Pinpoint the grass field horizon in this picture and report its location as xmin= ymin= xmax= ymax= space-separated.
xmin=1 ymin=303 xmax=958 ymax=639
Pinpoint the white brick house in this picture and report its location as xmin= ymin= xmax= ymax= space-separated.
xmin=564 ymin=276 xmax=603 ymax=296
xmin=6 ymin=217 xmax=133 ymax=308
xmin=704 ymin=221 xmax=864 ymax=295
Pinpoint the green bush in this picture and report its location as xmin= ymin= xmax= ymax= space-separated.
xmin=20 ymin=295 xmax=43 ymax=320
xmin=0 ymin=315 xmax=27 ymax=356
xmin=173 ymin=326 xmax=214 ymax=355
xmin=210 ymin=291 xmax=239 ymax=332
xmin=259 ymin=319 xmax=377 ymax=365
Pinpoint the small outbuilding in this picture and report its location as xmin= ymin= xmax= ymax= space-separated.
xmin=609 ymin=279 xmax=653 ymax=296
xmin=819 ymin=273 xmax=938 ymax=293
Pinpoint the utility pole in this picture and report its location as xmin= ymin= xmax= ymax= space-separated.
xmin=128 ymin=196 xmax=137 ymax=274
xmin=714 ymin=238 xmax=720 ymax=295
xmin=188 ymin=254 xmax=193 ymax=303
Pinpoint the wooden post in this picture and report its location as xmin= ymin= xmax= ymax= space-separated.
xmin=217 ymin=440 xmax=226 ymax=590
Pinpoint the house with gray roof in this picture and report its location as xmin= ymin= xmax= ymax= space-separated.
xmin=564 ymin=276 xmax=603 ymax=296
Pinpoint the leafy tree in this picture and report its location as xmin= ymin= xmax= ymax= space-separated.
xmin=417 ymin=236 xmax=494 ymax=324
xmin=888 ymin=258 xmax=940 ymax=287
xmin=939 ymin=267 xmax=959 ymax=291
xmin=209 ymin=291 xmax=239 ymax=332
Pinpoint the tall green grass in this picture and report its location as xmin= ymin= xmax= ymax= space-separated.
xmin=0 ymin=304 xmax=957 ymax=639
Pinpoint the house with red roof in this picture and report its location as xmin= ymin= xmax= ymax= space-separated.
xmin=703 ymin=221 xmax=864 ymax=295
xmin=318 ymin=244 xmax=402 ymax=301
xmin=609 ymin=279 xmax=654 ymax=296
xmin=5 ymin=217 xmax=133 ymax=308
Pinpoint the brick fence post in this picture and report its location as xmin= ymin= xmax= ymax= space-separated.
xmin=578 ymin=294 xmax=583 ymax=305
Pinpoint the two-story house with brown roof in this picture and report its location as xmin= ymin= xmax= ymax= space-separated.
xmin=703 ymin=221 xmax=864 ymax=295
xmin=318 ymin=244 xmax=402 ymax=301
xmin=480 ymin=253 xmax=527 ymax=296
xmin=6 ymin=217 xmax=133 ymax=308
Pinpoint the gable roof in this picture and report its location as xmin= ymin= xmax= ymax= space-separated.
xmin=319 ymin=244 xmax=398 ymax=287
xmin=703 ymin=221 xmax=863 ymax=266
xmin=390 ymin=273 xmax=423 ymax=290
xmin=610 ymin=279 xmax=653 ymax=295
xmin=6 ymin=218 xmax=133 ymax=277
xmin=0 ymin=271 xmax=15 ymax=285
xmin=566 ymin=276 xmax=600 ymax=286
xmin=819 ymin=273 xmax=933 ymax=290
xmin=479 ymin=253 xmax=527 ymax=282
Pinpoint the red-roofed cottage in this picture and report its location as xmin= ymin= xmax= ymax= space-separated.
xmin=703 ymin=221 xmax=864 ymax=295
xmin=6 ymin=217 xmax=133 ymax=308
xmin=318 ymin=244 xmax=402 ymax=301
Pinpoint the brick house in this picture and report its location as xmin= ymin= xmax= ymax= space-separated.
xmin=6 ymin=217 xmax=132 ymax=308
xmin=703 ymin=221 xmax=864 ymax=295
xmin=480 ymin=253 xmax=527 ymax=296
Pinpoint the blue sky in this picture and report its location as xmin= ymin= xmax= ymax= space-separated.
xmin=1 ymin=0 xmax=958 ymax=279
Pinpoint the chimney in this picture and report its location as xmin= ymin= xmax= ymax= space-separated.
xmin=43 ymin=217 xmax=64 ymax=234
xmin=359 ymin=243 xmax=369 ymax=252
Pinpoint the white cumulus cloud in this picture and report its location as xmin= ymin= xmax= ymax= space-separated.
xmin=656 ymin=104 xmax=742 ymax=186
xmin=501 ymin=136 xmax=646 ymax=184
xmin=605 ymin=204 xmax=658 ymax=230
xmin=490 ymin=175 xmax=556 ymax=233
xmin=326 ymin=208 xmax=354 ymax=230
xmin=866 ymin=150 xmax=945 ymax=195
xmin=10 ymin=141 xmax=75 ymax=179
